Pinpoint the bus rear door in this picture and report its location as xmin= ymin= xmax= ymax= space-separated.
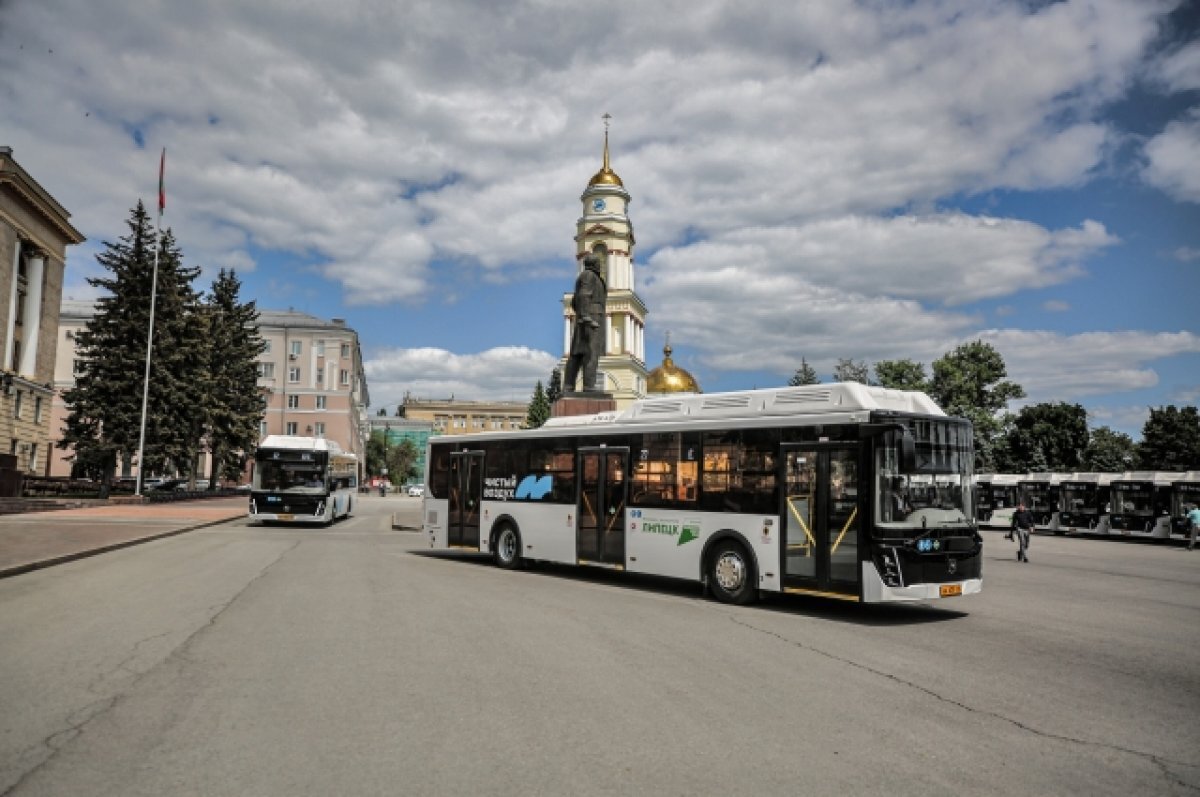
xmin=781 ymin=444 xmax=861 ymax=598
xmin=577 ymin=447 xmax=629 ymax=567
xmin=448 ymin=451 xmax=484 ymax=548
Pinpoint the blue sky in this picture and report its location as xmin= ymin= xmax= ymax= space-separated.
xmin=1 ymin=0 xmax=1197 ymax=437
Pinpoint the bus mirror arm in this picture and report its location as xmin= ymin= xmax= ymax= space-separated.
xmin=859 ymin=423 xmax=917 ymax=472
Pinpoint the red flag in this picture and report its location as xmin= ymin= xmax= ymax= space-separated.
xmin=158 ymin=148 xmax=166 ymax=214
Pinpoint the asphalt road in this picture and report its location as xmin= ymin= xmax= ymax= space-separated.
xmin=1 ymin=496 xmax=1197 ymax=796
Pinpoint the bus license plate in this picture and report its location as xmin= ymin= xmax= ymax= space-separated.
xmin=277 ymin=513 xmax=294 ymax=521
xmin=940 ymin=584 xmax=962 ymax=598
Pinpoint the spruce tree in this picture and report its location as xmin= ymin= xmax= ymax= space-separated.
xmin=788 ymin=358 xmax=820 ymax=386
xmin=525 ymin=381 xmax=550 ymax=428
xmin=59 ymin=202 xmax=202 ymax=487
xmin=204 ymin=269 xmax=267 ymax=486
xmin=547 ymin=367 xmax=563 ymax=404
xmin=139 ymin=227 xmax=203 ymax=476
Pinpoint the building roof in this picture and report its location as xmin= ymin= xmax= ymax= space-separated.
xmin=257 ymin=309 xmax=353 ymax=332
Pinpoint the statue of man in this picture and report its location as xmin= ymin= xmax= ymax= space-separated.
xmin=564 ymin=253 xmax=607 ymax=393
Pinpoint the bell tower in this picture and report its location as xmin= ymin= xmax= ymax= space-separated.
xmin=561 ymin=116 xmax=648 ymax=407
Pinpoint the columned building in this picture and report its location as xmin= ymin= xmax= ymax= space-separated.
xmin=0 ymin=147 xmax=85 ymax=478
xmin=561 ymin=131 xmax=648 ymax=408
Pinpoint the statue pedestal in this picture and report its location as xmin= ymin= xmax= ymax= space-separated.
xmin=552 ymin=392 xmax=616 ymax=418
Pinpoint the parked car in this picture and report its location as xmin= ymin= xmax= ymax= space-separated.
xmin=407 ymin=484 xmax=425 ymax=497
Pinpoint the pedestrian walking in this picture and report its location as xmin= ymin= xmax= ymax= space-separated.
xmin=1011 ymin=503 xmax=1034 ymax=562
xmin=1187 ymin=503 xmax=1200 ymax=551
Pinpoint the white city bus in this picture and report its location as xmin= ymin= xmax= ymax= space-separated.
xmin=1169 ymin=472 xmax=1200 ymax=543
xmin=974 ymin=473 xmax=1022 ymax=530
xmin=1108 ymin=471 xmax=1184 ymax=539
xmin=1018 ymin=473 xmax=1070 ymax=533
xmin=421 ymin=384 xmax=981 ymax=605
xmin=1057 ymin=472 xmax=1114 ymax=536
xmin=249 ymin=435 xmax=358 ymax=524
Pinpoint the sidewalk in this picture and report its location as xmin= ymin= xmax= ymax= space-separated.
xmin=0 ymin=497 xmax=246 ymax=579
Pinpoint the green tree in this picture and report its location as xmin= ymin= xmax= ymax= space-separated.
xmin=547 ymin=367 xmax=563 ymax=404
xmin=203 ymin=269 xmax=267 ymax=486
xmin=832 ymin=358 xmax=870 ymax=384
xmin=928 ymin=340 xmax=1026 ymax=470
xmin=788 ymin=358 xmax=820 ymax=386
xmin=525 ymin=381 xmax=551 ymax=428
xmin=60 ymin=202 xmax=202 ymax=487
xmin=1001 ymin=402 xmax=1088 ymax=472
xmin=366 ymin=430 xmax=420 ymax=483
xmin=1084 ymin=426 xmax=1136 ymax=472
xmin=139 ymin=227 xmax=204 ymax=477
xmin=1136 ymin=406 xmax=1200 ymax=470
xmin=874 ymin=359 xmax=929 ymax=391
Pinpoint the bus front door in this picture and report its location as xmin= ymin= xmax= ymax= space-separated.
xmin=448 ymin=451 xmax=484 ymax=548
xmin=781 ymin=444 xmax=861 ymax=598
xmin=577 ymin=447 xmax=629 ymax=567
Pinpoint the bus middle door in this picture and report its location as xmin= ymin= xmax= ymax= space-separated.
xmin=781 ymin=444 xmax=861 ymax=598
xmin=577 ymin=447 xmax=629 ymax=567
xmin=448 ymin=450 xmax=484 ymax=548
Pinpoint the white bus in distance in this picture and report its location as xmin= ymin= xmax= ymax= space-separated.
xmin=249 ymin=435 xmax=358 ymax=524
xmin=974 ymin=473 xmax=1022 ymax=531
xmin=1108 ymin=471 xmax=1185 ymax=540
xmin=421 ymin=383 xmax=981 ymax=605
xmin=1055 ymin=472 xmax=1114 ymax=536
xmin=1018 ymin=473 xmax=1071 ymax=533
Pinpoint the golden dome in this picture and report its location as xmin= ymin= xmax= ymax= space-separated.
xmin=587 ymin=129 xmax=624 ymax=187
xmin=646 ymin=344 xmax=701 ymax=394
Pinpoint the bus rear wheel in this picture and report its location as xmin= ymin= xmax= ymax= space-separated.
xmin=493 ymin=524 xmax=522 ymax=570
xmin=709 ymin=541 xmax=757 ymax=605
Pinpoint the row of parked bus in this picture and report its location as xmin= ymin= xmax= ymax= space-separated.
xmin=974 ymin=471 xmax=1200 ymax=543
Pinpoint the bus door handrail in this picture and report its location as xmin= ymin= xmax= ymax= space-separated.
xmin=831 ymin=506 xmax=858 ymax=555
xmin=786 ymin=493 xmax=816 ymax=549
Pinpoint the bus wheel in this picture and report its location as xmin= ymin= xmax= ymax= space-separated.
xmin=494 ymin=524 xmax=522 ymax=570
xmin=709 ymin=541 xmax=757 ymax=605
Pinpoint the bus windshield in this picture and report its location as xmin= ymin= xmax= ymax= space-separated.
xmin=875 ymin=422 xmax=972 ymax=533
xmin=253 ymin=458 xmax=328 ymax=494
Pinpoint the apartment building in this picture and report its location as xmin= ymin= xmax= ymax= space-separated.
xmin=0 ymin=147 xmax=84 ymax=482
xmin=257 ymin=310 xmax=369 ymax=470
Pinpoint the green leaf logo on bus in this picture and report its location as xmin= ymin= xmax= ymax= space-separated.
xmin=641 ymin=520 xmax=700 ymax=546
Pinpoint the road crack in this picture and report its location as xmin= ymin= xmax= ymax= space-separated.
xmin=1 ymin=540 xmax=300 ymax=797
xmin=729 ymin=614 xmax=1199 ymax=793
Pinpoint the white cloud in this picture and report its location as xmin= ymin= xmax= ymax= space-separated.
xmin=1043 ymin=300 xmax=1070 ymax=312
xmin=364 ymin=346 xmax=558 ymax=407
xmin=978 ymin=329 xmax=1200 ymax=403
xmin=1153 ymin=38 xmax=1200 ymax=93
xmin=1143 ymin=110 xmax=1200 ymax=203
xmin=0 ymin=0 xmax=1167 ymax=303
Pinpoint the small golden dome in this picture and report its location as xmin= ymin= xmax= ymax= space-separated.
xmin=646 ymin=344 xmax=701 ymax=394
xmin=587 ymin=129 xmax=624 ymax=187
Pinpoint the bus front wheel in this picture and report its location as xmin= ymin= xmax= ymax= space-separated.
xmin=708 ymin=541 xmax=757 ymax=605
xmin=493 ymin=524 xmax=522 ymax=570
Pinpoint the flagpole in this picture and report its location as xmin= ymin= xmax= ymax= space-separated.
xmin=135 ymin=148 xmax=165 ymax=497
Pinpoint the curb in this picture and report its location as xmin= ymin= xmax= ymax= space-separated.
xmin=0 ymin=515 xmax=242 ymax=580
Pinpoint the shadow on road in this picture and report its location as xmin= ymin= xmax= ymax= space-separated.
xmin=411 ymin=551 xmax=968 ymax=625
